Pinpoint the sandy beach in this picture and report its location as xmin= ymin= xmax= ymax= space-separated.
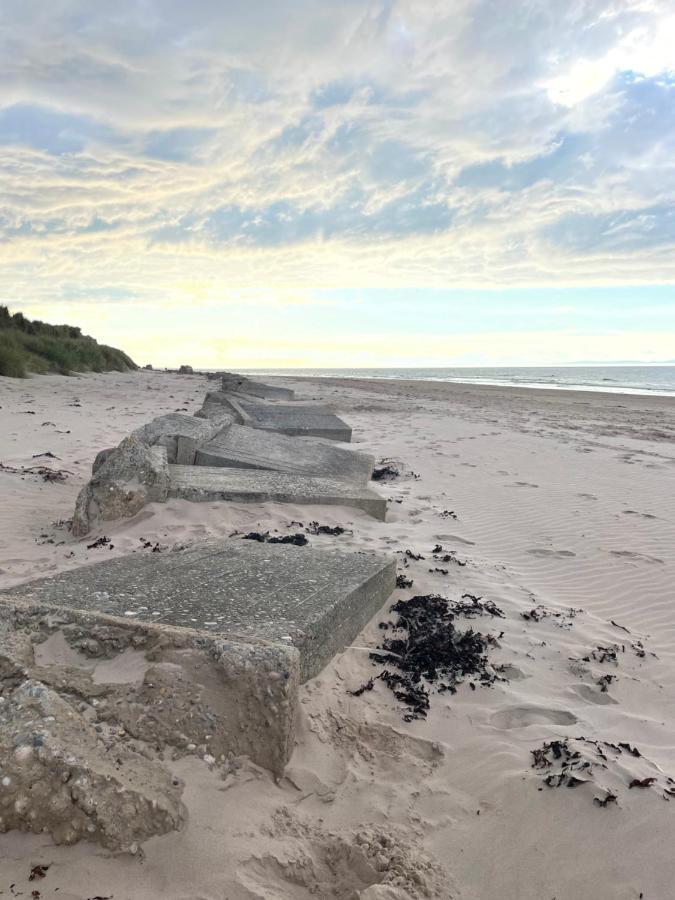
xmin=1 ymin=369 xmax=674 ymax=900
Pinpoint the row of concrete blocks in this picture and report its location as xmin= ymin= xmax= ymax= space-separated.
xmin=0 ymin=375 xmax=397 ymax=849
xmin=72 ymin=375 xmax=386 ymax=536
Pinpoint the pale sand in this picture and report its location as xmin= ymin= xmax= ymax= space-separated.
xmin=1 ymin=370 xmax=674 ymax=899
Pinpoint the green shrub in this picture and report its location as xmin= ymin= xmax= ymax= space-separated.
xmin=0 ymin=333 xmax=27 ymax=377
xmin=0 ymin=305 xmax=137 ymax=377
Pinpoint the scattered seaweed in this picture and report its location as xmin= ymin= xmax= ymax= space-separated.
xmin=86 ymin=536 xmax=113 ymax=550
xmin=396 ymin=574 xmax=414 ymax=589
xmin=521 ymin=605 xmax=581 ymax=628
xmin=306 ymin=521 xmax=349 ymax=536
xmin=242 ymin=531 xmax=308 ymax=546
xmin=350 ymin=594 xmax=504 ymax=721
xmin=0 ymin=461 xmax=71 ymax=483
xmin=531 ymin=737 xmax=674 ymax=805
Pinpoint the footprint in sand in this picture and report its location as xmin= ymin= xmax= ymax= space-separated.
xmin=569 ymin=684 xmax=618 ymax=706
xmin=610 ymin=550 xmax=664 ymax=564
xmin=513 ymin=481 xmax=539 ymax=488
xmin=622 ymin=510 xmax=657 ymax=520
xmin=527 ymin=548 xmax=576 ymax=558
xmin=490 ymin=705 xmax=577 ymax=729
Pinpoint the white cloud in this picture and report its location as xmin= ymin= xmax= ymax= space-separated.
xmin=0 ymin=0 xmax=674 ymax=365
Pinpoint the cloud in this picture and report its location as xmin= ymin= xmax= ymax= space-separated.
xmin=0 ymin=0 xmax=674 ymax=365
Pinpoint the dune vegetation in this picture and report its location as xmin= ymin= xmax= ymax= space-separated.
xmin=0 ymin=306 xmax=137 ymax=378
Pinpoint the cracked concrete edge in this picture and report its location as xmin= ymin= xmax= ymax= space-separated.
xmin=0 ymin=595 xmax=300 ymax=775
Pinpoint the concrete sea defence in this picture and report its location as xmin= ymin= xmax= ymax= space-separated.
xmin=0 ymin=373 xmax=396 ymax=850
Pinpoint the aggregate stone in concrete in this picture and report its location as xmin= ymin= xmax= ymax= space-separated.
xmin=1 ymin=540 xmax=396 ymax=682
xmin=220 ymin=373 xmax=295 ymax=400
xmin=169 ymin=465 xmax=387 ymax=520
xmin=221 ymin=396 xmax=352 ymax=442
xmin=195 ymin=424 xmax=374 ymax=483
xmin=132 ymin=412 xmax=221 ymax=464
xmin=0 ymin=679 xmax=186 ymax=849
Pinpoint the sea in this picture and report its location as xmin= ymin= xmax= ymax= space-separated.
xmin=238 ymin=366 xmax=675 ymax=398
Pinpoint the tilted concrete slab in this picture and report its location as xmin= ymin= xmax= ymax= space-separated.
xmin=222 ymin=396 xmax=352 ymax=442
xmin=169 ymin=465 xmax=387 ymax=520
xmin=195 ymin=424 xmax=374 ymax=483
xmin=0 ymin=540 xmax=395 ymax=680
xmin=220 ymin=374 xmax=295 ymax=400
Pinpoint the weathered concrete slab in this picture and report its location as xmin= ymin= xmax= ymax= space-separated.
xmin=222 ymin=396 xmax=352 ymax=442
xmin=220 ymin=373 xmax=295 ymax=400
xmin=195 ymin=424 xmax=373 ymax=483
xmin=169 ymin=465 xmax=387 ymax=520
xmin=132 ymin=412 xmax=221 ymax=464
xmin=0 ymin=592 xmax=297 ymax=777
xmin=1 ymin=539 xmax=395 ymax=683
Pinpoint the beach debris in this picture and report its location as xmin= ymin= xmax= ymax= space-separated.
xmin=371 ymin=464 xmax=400 ymax=481
xmin=0 ymin=462 xmax=71 ymax=483
xmin=32 ymin=451 xmax=60 ymax=459
xmin=597 ymin=673 xmax=616 ymax=692
xmin=452 ymin=594 xmax=505 ymax=618
xmin=431 ymin=544 xmax=467 ymax=567
xmin=29 ymin=865 xmax=50 ymax=881
xmin=396 ymin=574 xmax=414 ymax=588
xmin=531 ymin=737 xmax=673 ymax=805
xmin=86 ymin=535 xmax=113 ymax=549
xmin=521 ymin=605 xmax=581 ymax=627
xmin=351 ymin=594 xmax=504 ymax=720
xmin=305 ymin=521 xmax=349 ymax=536
xmin=400 ymin=549 xmax=425 ymax=561
xmin=242 ymin=531 xmax=309 ymax=546
xmin=439 ymin=509 xmax=458 ymax=519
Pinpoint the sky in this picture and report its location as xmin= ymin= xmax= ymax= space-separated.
xmin=1 ymin=0 xmax=674 ymax=368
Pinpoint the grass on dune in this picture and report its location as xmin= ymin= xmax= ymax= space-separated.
xmin=0 ymin=306 xmax=137 ymax=378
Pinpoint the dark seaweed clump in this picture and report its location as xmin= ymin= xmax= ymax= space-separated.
xmin=371 ymin=464 xmax=400 ymax=482
xmin=242 ymin=531 xmax=308 ymax=546
xmin=351 ymin=594 xmax=503 ymax=721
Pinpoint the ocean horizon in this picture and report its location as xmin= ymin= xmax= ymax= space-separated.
xmin=225 ymin=364 xmax=675 ymax=398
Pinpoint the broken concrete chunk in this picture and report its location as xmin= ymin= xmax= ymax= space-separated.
xmin=71 ymin=438 xmax=169 ymax=537
xmin=0 ymin=679 xmax=185 ymax=850
xmin=132 ymin=412 xmax=221 ymax=464
xmin=195 ymin=424 xmax=373 ymax=483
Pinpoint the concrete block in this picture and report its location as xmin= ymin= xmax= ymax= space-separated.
xmin=0 ymin=589 xmax=298 ymax=776
xmin=132 ymin=413 xmax=221 ymax=464
xmin=222 ymin=396 xmax=352 ymax=442
xmin=195 ymin=424 xmax=374 ymax=483
xmin=0 ymin=539 xmax=395 ymax=683
xmin=220 ymin=374 xmax=295 ymax=400
xmin=169 ymin=465 xmax=387 ymax=520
